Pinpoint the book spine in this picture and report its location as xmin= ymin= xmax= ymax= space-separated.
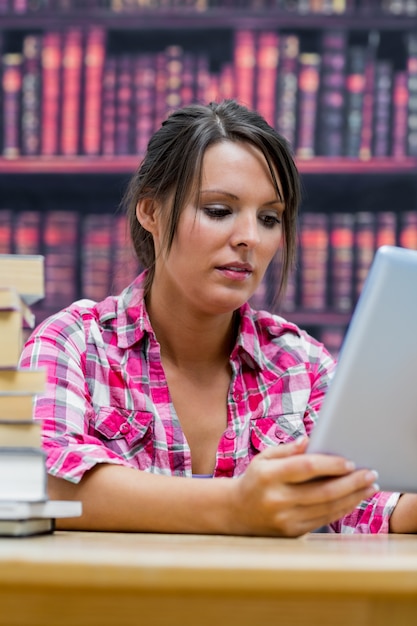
xmin=110 ymin=214 xmax=139 ymax=296
xmin=399 ymin=211 xmax=417 ymax=250
xmin=376 ymin=211 xmax=397 ymax=249
xmin=391 ymin=70 xmax=409 ymax=158
xmin=372 ymin=60 xmax=393 ymax=157
xmin=234 ymin=30 xmax=257 ymax=110
xmin=180 ymin=53 xmax=197 ymax=106
xmin=329 ymin=212 xmax=355 ymax=313
xmin=21 ymin=34 xmax=42 ymax=156
xmin=299 ymin=212 xmax=329 ymax=310
xmin=406 ymin=32 xmax=417 ymax=156
xmin=165 ymin=45 xmax=184 ymax=116
xmin=218 ymin=61 xmax=235 ymax=101
xmin=0 ymin=209 xmax=13 ymax=255
xmin=295 ymin=52 xmax=321 ymax=159
xmin=275 ymin=34 xmax=299 ymax=148
xmin=114 ymin=54 xmax=134 ymax=155
xmin=354 ymin=211 xmax=375 ymax=300
xmin=60 ymin=27 xmax=83 ymax=156
xmin=14 ymin=210 xmax=42 ymax=255
xmin=101 ymin=56 xmax=117 ymax=156
xmin=1 ymin=53 xmax=23 ymax=158
xmin=359 ymin=32 xmax=379 ymax=160
xmin=154 ymin=50 xmax=169 ymax=131
xmin=82 ymin=27 xmax=106 ymax=156
xmin=133 ymin=54 xmax=156 ymax=157
xmin=343 ymin=45 xmax=367 ymax=158
xmin=317 ymin=29 xmax=347 ymax=157
xmin=255 ymin=31 xmax=279 ymax=128
xmin=81 ymin=213 xmax=113 ymax=302
xmin=41 ymin=31 xmax=62 ymax=156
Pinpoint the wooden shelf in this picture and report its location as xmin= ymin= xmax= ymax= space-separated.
xmin=0 ymin=9 xmax=416 ymax=30
xmin=0 ymin=156 xmax=416 ymax=176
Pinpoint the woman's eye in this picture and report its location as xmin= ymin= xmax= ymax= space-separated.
xmin=203 ymin=207 xmax=231 ymax=219
xmin=260 ymin=214 xmax=281 ymax=228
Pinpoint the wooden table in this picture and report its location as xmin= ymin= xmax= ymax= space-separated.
xmin=1 ymin=531 xmax=417 ymax=625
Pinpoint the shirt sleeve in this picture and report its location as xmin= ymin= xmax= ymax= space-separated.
xmin=19 ymin=308 xmax=132 ymax=483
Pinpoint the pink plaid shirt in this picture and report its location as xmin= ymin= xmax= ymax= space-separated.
xmin=20 ymin=271 xmax=399 ymax=534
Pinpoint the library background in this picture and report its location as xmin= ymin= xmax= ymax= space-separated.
xmin=0 ymin=0 xmax=417 ymax=355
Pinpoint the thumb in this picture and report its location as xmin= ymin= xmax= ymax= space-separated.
xmin=259 ymin=435 xmax=309 ymax=460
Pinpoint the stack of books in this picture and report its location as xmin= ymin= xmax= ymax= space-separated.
xmin=0 ymin=254 xmax=81 ymax=537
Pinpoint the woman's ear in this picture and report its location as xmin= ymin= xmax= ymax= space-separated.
xmin=136 ymin=199 xmax=159 ymax=235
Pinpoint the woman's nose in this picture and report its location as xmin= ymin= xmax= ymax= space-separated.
xmin=230 ymin=214 xmax=261 ymax=248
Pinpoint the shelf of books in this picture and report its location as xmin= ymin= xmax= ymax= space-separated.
xmin=0 ymin=254 xmax=81 ymax=536
xmin=1 ymin=0 xmax=417 ymax=353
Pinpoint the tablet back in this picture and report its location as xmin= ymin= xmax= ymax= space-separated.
xmin=308 ymin=245 xmax=417 ymax=492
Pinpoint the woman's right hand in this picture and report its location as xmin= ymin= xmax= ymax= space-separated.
xmin=227 ymin=436 xmax=379 ymax=537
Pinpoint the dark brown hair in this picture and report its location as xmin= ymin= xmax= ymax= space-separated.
xmin=122 ymin=99 xmax=301 ymax=300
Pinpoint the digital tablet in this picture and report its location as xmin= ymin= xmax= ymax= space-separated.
xmin=307 ymin=245 xmax=417 ymax=493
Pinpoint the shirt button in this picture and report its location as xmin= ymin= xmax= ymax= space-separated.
xmin=119 ymin=423 xmax=130 ymax=435
xmin=224 ymin=430 xmax=236 ymax=440
xmin=233 ymin=392 xmax=242 ymax=402
xmin=275 ymin=429 xmax=286 ymax=441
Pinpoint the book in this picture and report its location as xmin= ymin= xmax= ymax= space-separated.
xmin=0 ymin=394 xmax=36 ymax=421
xmin=0 ymin=288 xmax=35 ymax=368
xmin=406 ymin=32 xmax=417 ymax=156
xmin=299 ymin=212 xmax=329 ymax=310
xmin=0 ymin=287 xmax=35 ymax=328
xmin=376 ymin=211 xmax=397 ymax=248
xmin=114 ymin=54 xmax=133 ymax=155
xmin=41 ymin=31 xmax=62 ymax=156
xmin=359 ymin=31 xmax=379 ymax=160
xmin=0 ymin=209 xmax=13 ymax=255
xmin=275 ymin=34 xmax=299 ymax=148
xmin=0 ymin=517 xmax=54 ymax=537
xmin=0 ymin=498 xmax=82 ymax=520
xmin=43 ymin=211 xmax=78 ymax=310
xmin=255 ymin=31 xmax=279 ymax=128
xmin=391 ymin=70 xmax=409 ymax=158
xmin=21 ymin=33 xmax=42 ymax=156
xmin=101 ymin=56 xmax=117 ymax=156
xmin=343 ymin=45 xmax=367 ymax=157
xmin=354 ymin=211 xmax=375 ymax=300
xmin=60 ymin=27 xmax=83 ymax=156
xmin=13 ymin=210 xmax=42 ymax=256
xmin=0 ymin=447 xmax=47 ymax=502
xmin=81 ymin=213 xmax=113 ymax=301
xmin=0 ymin=254 xmax=45 ymax=305
xmin=0 ymin=368 xmax=46 ymax=394
xmin=317 ymin=29 xmax=348 ymax=157
xmin=2 ymin=53 xmax=23 ymax=158
xmin=329 ymin=212 xmax=355 ymax=313
xmin=295 ymin=52 xmax=321 ymax=159
xmin=165 ymin=45 xmax=184 ymax=117
xmin=82 ymin=27 xmax=106 ymax=156
xmin=372 ymin=60 xmax=393 ymax=157
xmin=133 ymin=53 xmax=157 ymax=157
xmin=399 ymin=211 xmax=417 ymax=250
xmin=234 ymin=30 xmax=257 ymax=110
xmin=0 ymin=421 xmax=41 ymax=448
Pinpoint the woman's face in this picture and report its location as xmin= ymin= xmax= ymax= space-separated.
xmin=152 ymin=140 xmax=285 ymax=316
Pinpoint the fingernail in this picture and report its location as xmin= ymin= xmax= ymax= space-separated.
xmin=372 ymin=483 xmax=380 ymax=492
xmin=295 ymin=435 xmax=307 ymax=446
xmin=345 ymin=460 xmax=356 ymax=471
xmin=366 ymin=470 xmax=379 ymax=482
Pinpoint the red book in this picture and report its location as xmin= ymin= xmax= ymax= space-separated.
xmin=376 ymin=211 xmax=397 ymax=249
xmin=359 ymin=32 xmax=379 ymax=160
xmin=317 ymin=29 xmax=348 ymax=157
xmin=101 ymin=56 xmax=117 ymax=156
xmin=82 ymin=27 xmax=106 ymax=156
xmin=329 ymin=212 xmax=355 ymax=313
xmin=21 ymin=34 xmax=42 ymax=156
xmin=391 ymin=70 xmax=409 ymax=159
xmin=14 ymin=210 xmax=41 ymax=255
xmin=133 ymin=54 xmax=157 ymax=157
xmin=165 ymin=45 xmax=184 ymax=116
xmin=43 ymin=210 xmax=79 ymax=311
xmin=255 ymin=31 xmax=279 ymax=128
xmin=296 ymin=53 xmax=321 ymax=159
xmin=60 ymin=28 xmax=83 ymax=156
xmin=275 ymin=34 xmax=300 ymax=148
xmin=195 ymin=54 xmax=210 ymax=105
xmin=0 ymin=209 xmax=13 ymax=254
xmin=154 ymin=50 xmax=168 ymax=131
xmin=181 ymin=53 xmax=197 ymax=106
xmin=234 ymin=30 xmax=257 ymax=110
xmin=81 ymin=213 xmax=113 ymax=302
xmin=2 ymin=53 xmax=23 ymax=157
xmin=114 ymin=54 xmax=133 ymax=155
xmin=354 ymin=211 xmax=375 ymax=301
xmin=399 ymin=211 xmax=417 ymax=250
xmin=41 ymin=31 xmax=62 ymax=156
xmin=218 ymin=62 xmax=235 ymax=101
xmin=299 ymin=212 xmax=329 ymax=311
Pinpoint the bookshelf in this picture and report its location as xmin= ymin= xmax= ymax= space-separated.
xmin=1 ymin=1 xmax=417 ymax=354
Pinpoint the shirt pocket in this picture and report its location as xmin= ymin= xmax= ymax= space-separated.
xmin=94 ymin=406 xmax=153 ymax=448
xmin=250 ymin=413 xmax=305 ymax=452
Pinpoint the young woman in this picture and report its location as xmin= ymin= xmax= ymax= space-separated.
xmin=20 ymin=100 xmax=416 ymax=535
